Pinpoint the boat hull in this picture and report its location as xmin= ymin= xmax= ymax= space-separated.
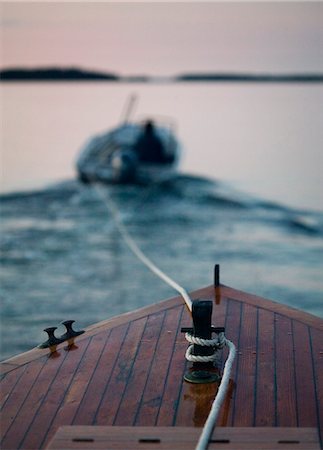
xmin=76 ymin=122 xmax=180 ymax=185
xmin=1 ymin=285 xmax=322 ymax=449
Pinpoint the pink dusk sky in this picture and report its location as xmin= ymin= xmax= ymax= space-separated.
xmin=1 ymin=2 xmax=322 ymax=76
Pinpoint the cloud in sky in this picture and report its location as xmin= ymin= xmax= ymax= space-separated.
xmin=1 ymin=2 xmax=322 ymax=75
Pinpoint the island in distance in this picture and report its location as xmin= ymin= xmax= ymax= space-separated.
xmin=1 ymin=66 xmax=322 ymax=83
xmin=0 ymin=67 xmax=120 ymax=81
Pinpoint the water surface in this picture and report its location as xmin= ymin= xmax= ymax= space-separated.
xmin=1 ymin=81 xmax=322 ymax=360
xmin=1 ymin=176 xmax=322 ymax=360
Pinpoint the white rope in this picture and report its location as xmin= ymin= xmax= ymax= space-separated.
xmin=91 ymin=182 xmax=193 ymax=312
xmin=195 ymin=339 xmax=236 ymax=450
xmin=185 ymin=331 xmax=226 ymax=347
xmin=90 ymin=180 xmax=236 ymax=450
xmin=184 ymin=331 xmax=226 ymax=363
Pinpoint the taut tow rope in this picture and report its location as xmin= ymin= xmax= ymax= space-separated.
xmin=91 ymin=181 xmax=236 ymax=450
xmin=92 ymin=182 xmax=193 ymax=312
xmin=192 ymin=337 xmax=236 ymax=450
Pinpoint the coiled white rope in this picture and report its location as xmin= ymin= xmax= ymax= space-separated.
xmin=91 ymin=181 xmax=236 ymax=450
xmin=184 ymin=330 xmax=226 ymax=363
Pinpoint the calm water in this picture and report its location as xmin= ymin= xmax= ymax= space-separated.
xmin=1 ymin=82 xmax=322 ymax=211
xmin=1 ymin=82 xmax=322 ymax=361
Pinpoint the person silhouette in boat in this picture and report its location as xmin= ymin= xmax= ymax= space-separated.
xmin=134 ymin=120 xmax=170 ymax=164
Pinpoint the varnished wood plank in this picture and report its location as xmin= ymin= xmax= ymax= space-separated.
xmin=0 ymin=297 xmax=183 ymax=370
xmin=134 ymin=306 xmax=183 ymax=426
xmin=1 ymin=284 xmax=322 ymax=450
xmin=1 ymin=348 xmax=68 ymax=450
xmin=113 ymin=311 xmax=166 ymax=425
xmin=156 ymin=305 xmax=187 ymax=426
xmin=0 ymin=363 xmax=21 ymax=376
xmin=20 ymin=337 xmax=92 ymax=450
xmin=41 ymin=332 xmax=111 ymax=449
xmin=293 ymin=321 xmax=317 ymax=427
xmin=211 ymin=289 xmax=228 ymax=332
xmin=177 ymin=382 xmax=220 ymax=428
xmin=0 ymin=364 xmax=26 ymax=409
xmin=0 ymin=358 xmax=45 ymax=439
xmin=275 ymin=314 xmax=297 ymax=426
xmin=255 ymin=308 xmax=275 ymax=426
xmin=220 ymin=299 xmax=242 ymax=426
xmin=220 ymin=285 xmax=323 ymax=331
xmin=232 ymin=303 xmax=258 ymax=426
xmin=2 ymin=284 xmax=321 ymax=372
xmin=310 ymin=327 xmax=323 ymax=448
xmin=72 ymin=324 xmax=128 ymax=425
xmin=46 ymin=426 xmax=321 ymax=449
xmin=1 ymin=348 xmax=47 ymax=373
xmin=95 ymin=317 xmax=147 ymax=425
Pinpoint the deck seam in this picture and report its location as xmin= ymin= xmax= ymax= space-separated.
xmin=0 ymin=363 xmax=20 ymax=376
xmin=92 ymin=321 xmax=132 ymax=425
xmin=219 ymin=295 xmax=229 ymax=373
xmin=229 ymin=299 xmax=243 ymax=426
xmin=216 ymin=294 xmax=230 ymax=426
xmin=226 ymin=294 xmax=322 ymax=331
xmin=1 ymin=354 xmax=63 ymax=448
xmin=0 ymin=302 xmax=183 ymax=372
xmin=222 ymin=286 xmax=322 ymax=331
xmin=111 ymin=316 xmax=150 ymax=426
xmin=172 ymin=306 xmax=190 ymax=426
xmin=112 ymin=313 xmax=153 ymax=425
xmin=2 ymin=285 xmax=321 ymax=371
xmin=274 ymin=313 xmax=278 ymax=427
xmin=0 ymin=364 xmax=27 ymax=412
xmin=155 ymin=305 xmax=185 ymax=426
xmin=1 ymin=286 xmax=322 ymax=449
xmin=12 ymin=347 xmax=69 ymax=450
xmin=291 ymin=320 xmax=299 ymax=427
xmin=132 ymin=311 xmax=167 ymax=426
xmin=309 ymin=327 xmax=323 ymax=449
xmin=71 ymin=329 xmax=112 ymax=425
xmin=252 ymin=307 xmax=259 ymax=426
xmin=37 ymin=336 xmax=94 ymax=450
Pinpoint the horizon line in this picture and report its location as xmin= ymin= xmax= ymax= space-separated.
xmin=1 ymin=66 xmax=323 ymax=83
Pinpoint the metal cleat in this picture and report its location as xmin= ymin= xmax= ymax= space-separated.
xmin=38 ymin=327 xmax=64 ymax=349
xmin=60 ymin=320 xmax=85 ymax=342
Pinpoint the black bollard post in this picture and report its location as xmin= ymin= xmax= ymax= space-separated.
xmin=183 ymin=299 xmax=220 ymax=384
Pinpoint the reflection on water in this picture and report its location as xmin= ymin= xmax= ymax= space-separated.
xmin=1 ymin=175 xmax=323 ymax=360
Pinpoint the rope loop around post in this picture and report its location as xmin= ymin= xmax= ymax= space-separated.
xmin=184 ymin=329 xmax=226 ymax=363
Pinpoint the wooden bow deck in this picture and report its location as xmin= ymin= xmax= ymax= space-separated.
xmin=1 ymin=285 xmax=322 ymax=449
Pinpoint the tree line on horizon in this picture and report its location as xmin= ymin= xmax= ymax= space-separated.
xmin=1 ymin=67 xmax=322 ymax=83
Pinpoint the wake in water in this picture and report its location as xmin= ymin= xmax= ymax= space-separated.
xmin=1 ymin=174 xmax=322 ymax=360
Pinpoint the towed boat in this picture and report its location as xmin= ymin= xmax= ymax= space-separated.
xmin=1 ymin=266 xmax=322 ymax=449
xmin=76 ymin=119 xmax=180 ymax=185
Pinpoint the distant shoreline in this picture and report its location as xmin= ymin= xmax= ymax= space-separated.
xmin=176 ymin=73 xmax=323 ymax=83
xmin=0 ymin=68 xmax=119 ymax=82
xmin=1 ymin=67 xmax=323 ymax=83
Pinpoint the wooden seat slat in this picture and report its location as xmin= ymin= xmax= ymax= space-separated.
xmin=46 ymin=426 xmax=321 ymax=449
